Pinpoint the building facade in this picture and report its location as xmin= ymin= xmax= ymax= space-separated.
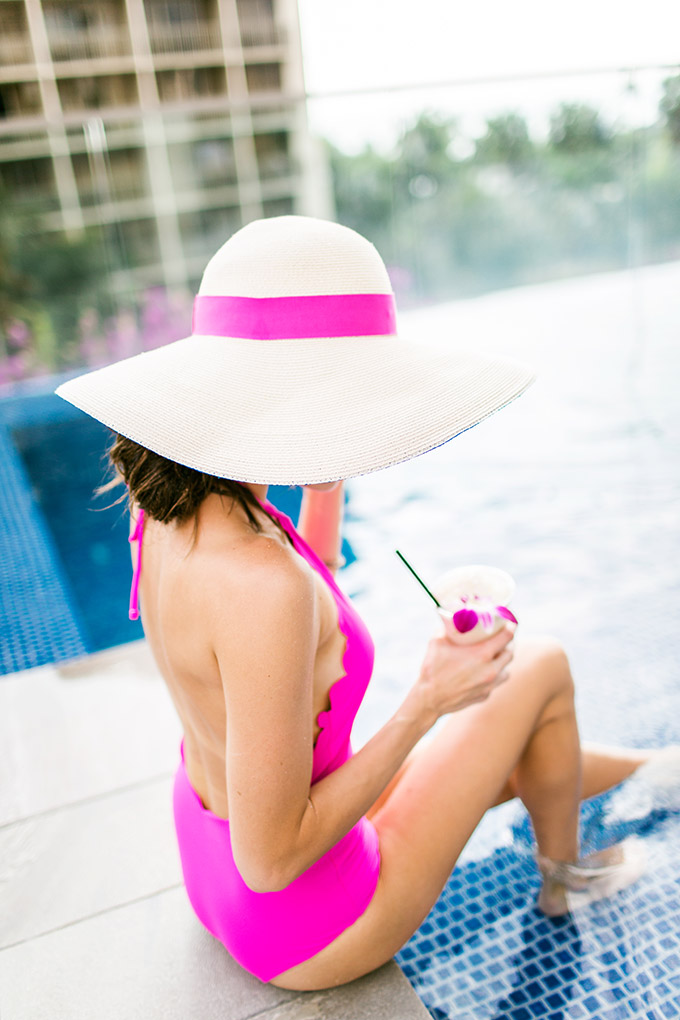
xmin=0 ymin=0 xmax=333 ymax=293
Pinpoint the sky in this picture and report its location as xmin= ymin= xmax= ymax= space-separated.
xmin=296 ymin=0 xmax=680 ymax=152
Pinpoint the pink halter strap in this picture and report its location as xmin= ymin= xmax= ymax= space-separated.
xmin=129 ymin=508 xmax=145 ymax=621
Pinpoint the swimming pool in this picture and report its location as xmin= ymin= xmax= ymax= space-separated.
xmin=397 ymin=788 xmax=680 ymax=1019
xmin=347 ymin=262 xmax=680 ymax=1018
xmin=2 ymin=263 xmax=679 ymax=1016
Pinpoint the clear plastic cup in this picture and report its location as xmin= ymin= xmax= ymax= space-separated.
xmin=432 ymin=565 xmax=517 ymax=644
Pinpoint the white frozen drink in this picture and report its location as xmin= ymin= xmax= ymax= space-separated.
xmin=432 ymin=565 xmax=517 ymax=645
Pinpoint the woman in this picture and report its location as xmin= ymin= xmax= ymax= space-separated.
xmin=57 ymin=215 xmax=663 ymax=991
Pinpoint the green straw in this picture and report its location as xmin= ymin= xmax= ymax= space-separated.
xmin=395 ymin=550 xmax=442 ymax=609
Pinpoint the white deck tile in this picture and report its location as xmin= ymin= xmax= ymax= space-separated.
xmin=0 ymin=776 xmax=181 ymax=949
xmin=0 ymin=642 xmax=181 ymax=825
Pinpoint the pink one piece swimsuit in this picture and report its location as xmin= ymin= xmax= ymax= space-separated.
xmin=128 ymin=499 xmax=381 ymax=982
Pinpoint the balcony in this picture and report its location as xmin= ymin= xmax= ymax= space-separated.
xmin=0 ymin=0 xmax=31 ymax=65
xmin=238 ymin=19 xmax=282 ymax=48
xmin=47 ymin=25 xmax=132 ymax=62
xmin=254 ymin=129 xmax=292 ymax=179
xmin=156 ymin=67 xmax=226 ymax=104
xmin=72 ymin=148 xmax=150 ymax=207
xmin=179 ymin=204 xmax=241 ymax=258
xmin=0 ymin=81 xmax=43 ymax=120
xmin=245 ymin=62 xmax=281 ymax=94
xmin=236 ymin=0 xmax=281 ymax=48
xmin=0 ymin=34 xmax=34 ymax=67
xmin=147 ymin=21 xmax=222 ymax=55
xmin=58 ymin=74 xmax=139 ymax=115
xmin=0 ymin=152 xmax=60 ymax=213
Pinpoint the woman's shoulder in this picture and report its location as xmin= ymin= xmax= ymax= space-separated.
xmin=200 ymin=524 xmax=319 ymax=647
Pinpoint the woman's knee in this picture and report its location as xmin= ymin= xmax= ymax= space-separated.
xmin=516 ymin=634 xmax=575 ymax=700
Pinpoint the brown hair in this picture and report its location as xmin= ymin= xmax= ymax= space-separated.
xmin=98 ymin=433 xmax=290 ymax=543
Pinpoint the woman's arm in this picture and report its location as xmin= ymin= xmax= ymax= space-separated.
xmin=210 ymin=541 xmax=514 ymax=893
xmin=296 ymin=483 xmax=344 ymax=573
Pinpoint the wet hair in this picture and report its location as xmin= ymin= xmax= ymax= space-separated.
xmin=98 ymin=433 xmax=290 ymax=543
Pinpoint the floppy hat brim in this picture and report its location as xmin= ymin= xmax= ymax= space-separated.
xmin=56 ymin=332 xmax=536 ymax=485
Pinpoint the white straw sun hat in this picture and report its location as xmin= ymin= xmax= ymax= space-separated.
xmin=56 ymin=215 xmax=536 ymax=485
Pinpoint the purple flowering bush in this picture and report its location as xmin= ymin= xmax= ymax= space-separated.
xmin=0 ymin=286 xmax=193 ymax=387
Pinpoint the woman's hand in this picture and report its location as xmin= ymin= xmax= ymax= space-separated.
xmin=407 ymin=625 xmax=515 ymax=724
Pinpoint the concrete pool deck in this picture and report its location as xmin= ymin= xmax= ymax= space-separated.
xmin=0 ymin=640 xmax=429 ymax=1020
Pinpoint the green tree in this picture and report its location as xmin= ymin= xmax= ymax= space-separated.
xmin=390 ymin=114 xmax=463 ymax=299
xmin=0 ymin=194 xmax=111 ymax=372
xmin=328 ymin=141 xmax=395 ymax=257
xmin=549 ymin=103 xmax=612 ymax=152
xmin=660 ymin=75 xmax=680 ymax=146
xmin=0 ymin=187 xmax=30 ymax=327
xmin=474 ymin=113 xmax=534 ymax=165
xmin=396 ymin=112 xmax=457 ymax=171
xmin=389 ymin=113 xmax=459 ymax=216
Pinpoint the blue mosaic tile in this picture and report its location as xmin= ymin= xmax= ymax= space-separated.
xmin=0 ymin=423 xmax=86 ymax=674
xmin=398 ymin=790 xmax=680 ymax=1019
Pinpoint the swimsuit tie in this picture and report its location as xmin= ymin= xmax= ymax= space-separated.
xmin=129 ymin=508 xmax=145 ymax=620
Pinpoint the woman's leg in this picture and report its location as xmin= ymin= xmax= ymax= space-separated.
xmin=507 ymin=653 xmax=582 ymax=861
xmin=367 ymin=737 xmax=650 ymax=824
xmin=495 ymin=742 xmax=651 ymax=809
xmin=272 ymin=635 xmax=651 ymax=992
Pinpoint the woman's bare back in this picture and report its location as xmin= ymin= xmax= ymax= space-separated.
xmin=129 ymin=493 xmax=346 ymax=818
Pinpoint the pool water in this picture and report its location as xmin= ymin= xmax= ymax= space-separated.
xmin=396 ymin=787 xmax=680 ymax=1019
xmin=11 ymin=414 xmax=141 ymax=655
xmin=342 ymin=263 xmax=680 ymax=1019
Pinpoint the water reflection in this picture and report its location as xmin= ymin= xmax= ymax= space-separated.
xmin=490 ymin=910 xmax=584 ymax=1020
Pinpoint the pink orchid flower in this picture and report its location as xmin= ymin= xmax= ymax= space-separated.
xmin=451 ymin=595 xmax=518 ymax=634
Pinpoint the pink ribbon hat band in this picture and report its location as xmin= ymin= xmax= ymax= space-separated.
xmin=192 ymin=292 xmax=397 ymax=340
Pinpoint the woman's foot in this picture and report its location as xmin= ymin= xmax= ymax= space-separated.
xmin=536 ymin=837 xmax=647 ymax=917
